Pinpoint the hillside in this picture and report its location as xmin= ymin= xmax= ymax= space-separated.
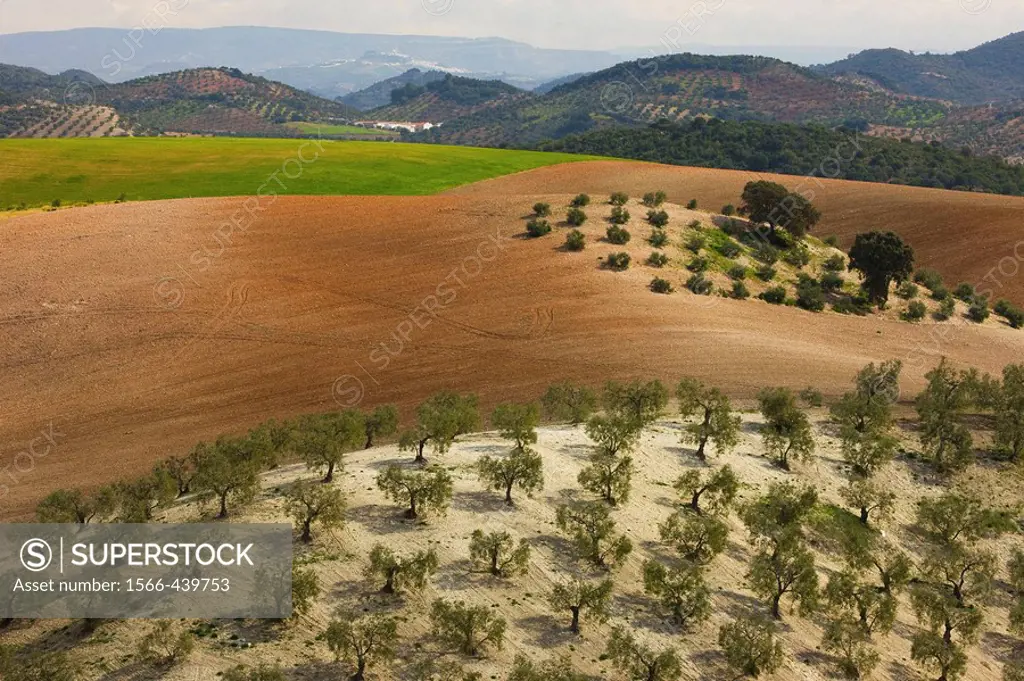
xmin=368 ymin=74 xmax=528 ymax=122
xmin=339 ymin=68 xmax=449 ymax=111
xmin=416 ymin=54 xmax=951 ymax=148
xmin=2 ymin=160 xmax=1024 ymax=519
xmin=539 ymin=119 xmax=1024 ymax=195
xmin=0 ymin=66 xmax=361 ymax=138
xmin=821 ymin=31 xmax=1024 ymax=104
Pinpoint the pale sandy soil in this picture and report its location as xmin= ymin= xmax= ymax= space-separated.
xmin=4 ymin=414 xmax=1020 ymax=681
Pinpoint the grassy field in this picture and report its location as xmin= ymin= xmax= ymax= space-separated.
xmin=0 ymin=138 xmax=599 ymax=208
xmin=285 ymin=121 xmax=400 ymax=137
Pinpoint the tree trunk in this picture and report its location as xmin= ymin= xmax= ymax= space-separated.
xmin=323 ymin=461 xmax=335 ymax=484
xmin=771 ymin=593 xmax=783 ymax=619
xmin=505 ymin=482 xmax=514 ymax=505
xmin=415 ymin=440 xmax=427 ymax=463
xmin=350 ymin=656 xmax=366 ymax=681
xmin=301 ymin=519 xmax=312 ymax=543
xmin=570 ymin=607 xmax=580 ymax=634
xmin=690 ymin=491 xmax=703 ymax=514
xmin=405 ymin=495 xmax=418 ymax=519
xmin=364 ymin=431 xmax=374 ymax=449
xmin=218 ymin=492 xmax=229 ymax=519
xmin=491 ymin=551 xmax=500 ymax=576
xmin=860 ymin=506 xmax=870 ymax=524
xmin=382 ymin=569 xmax=396 ymax=594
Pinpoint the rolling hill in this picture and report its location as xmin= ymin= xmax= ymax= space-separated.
xmin=368 ymin=74 xmax=528 ymax=122
xmin=0 ymin=66 xmax=361 ymax=138
xmin=339 ymin=68 xmax=449 ymax=111
xmin=415 ymin=54 xmax=952 ymax=148
xmin=821 ymin=31 xmax=1024 ymax=104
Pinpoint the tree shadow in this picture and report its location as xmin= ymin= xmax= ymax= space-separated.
xmin=688 ymin=649 xmax=732 ymax=679
xmin=515 ymin=613 xmax=582 ymax=648
xmin=291 ymin=661 xmax=341 ymax=678
xmin=348 ymin=503 xmax=424 ymax=535
xmin=798 ymin=650 xmax=843 ymax=679
xmin=982 ymin=630 xmax=1021 ymax=664
xmin=715 ymin=589 xmax=766 ymax=620
xmin=723 ymin=539 xmax=751 ymax=564
xmin=740 ymin=421 xmax=763 ymax=436
xmin=887 ymin=660 xmax=919 ymax=681
xmin=559 ymin=442 xmax=594 ymax=462
xmin=362 ymin=455 xmax=417 ymax=471
xmin=452 ymin=489 xmax=511 ymax=514
xmin=460 ymin=443 xmax=509 ymax=457
xmin=95 ymin=661 xmax=159 ymax=681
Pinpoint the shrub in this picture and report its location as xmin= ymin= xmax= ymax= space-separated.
xmin=570 ymin=193 xmax=591 ymax=208
xmin=688 ymin=219 xmax=703 ymax=230
xmin=566 ymin=207 xmax=588 ymax=226
xmin=651 ymin=278 xmax=673 ymax=294
xmin=686 ymin=199 xmax=698 ymax=209
xmin=783 ymin=247 xmax=811 ymax=269
xmin=823 ymin=254 xmax=846 ymax=272
xmin=995 ymin=300 xmax=1024 ymax=328
xmin=820 ymin=271 xmax=844 ymax=293
xmin=647 ymin=252 xmax=669 ymax=268
xmin=903 ymin=301 xmax=927 ymax=322
xmin=756 ymin=265 xmax=777 ymax=282
xmin=51 ymin=198 xmax=61 ymax=208
xmin=686 ymin=273 xmax=713 ymax=295
xmin=727 ymin=264 xmax=747 ymax=281
xmin=967 ymin=299 xmax=990 ymax=323
xmin=953 ymin=282 xmax=976 ymax=302
xmin=994 ymin=299 xmax=1013 ymax=317
xmin=642 ymin=191 xmax=667 ymax=207
xmin=525 ymin=218 xmax=552 ymax=238
xmin=687 ymin=256 xmax=709 ymax=273
xmin=760 ymin=286 xmax=787 ymax=305
xmin=934 ymin=297 xmax=956 ymax=320
xmin=685 ymin=234 xmax=705 ymax=253
xmin=649 ymin=229 xmax=669 ymax=248
xmin=731 ymin=281 xmax=750 ymax=300
xmin=833 ymin=295 xmax=872 ymax=316
xmin=716 ymin=240 xmax=742 ymax=259
xmin=930 ymin=284 xmax=950 ymax=301
xmin=753 ymin=243 xmax=779 ymax=265
xmin=606 ymin=225 xmax=631 ymax=245
xmin=647 ymin=209 xmax=670 ymax=228
xmin=429 ymin=599 xmax=506 ymax=657
xmin=114 ymin=192 xmax=127 ymax=203
xmin=914 ymin=268 xmax=944 ymax=291
xmin=606 ymin=252 xmax=631 ymax=271
xmin=609 ymin=192 xmax=629 ymax=206
xmin=565 ymin=229 xmax=586 ymax=251
xmin=532 ymin=202 xmax=551 ymax=217
xmin=609 ymin=206 xmax=631 ymax=225
xmin=796 ymin=276 xmax=825 ymax=312
xmin=897 ymin=281 xmax=919 ymax=299
xmin=823 ymin=234 xmax=839 ymax=247
xmin=722 ymin=204 xmax=736 ymax=216
xmin=799 ymin=387 xmax=824 ymax=407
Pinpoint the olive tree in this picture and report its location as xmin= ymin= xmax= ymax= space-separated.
xmin=508 ymin=654 xmax=586 ymax=681
xmin=291 ymin=566 xmax=321 ymax=619
xmin=822 ymin=615 xmax=880 ymax=680
xmin=35 ymin=488 xmax=110 ymax=524
xmin=285 ymin=481 xmax=346 ymax=543
xmin=603 ymin=379 xmax=668 ymax=428
xmin=365 ymin=544 xmax=438 ymax=594
xmin=363 ymin=404 xmax=399 ymax=449
xmin=585 ymin=414 xmax=641 ymax=456
xmin=192 ymin=436 xmax=261 ymax=518
xmin=757 ymin=387 xmax=815 ymax=470
xmin=740 ymin=180 xmax=820 ymax=238
xmin=469 ymin=530 xmax=530 ymax=577
xmin=915 ymin=493 xmax=1013 ymax=547
xmin=491 ymin=402 xmax=540 ymax=451
xmin=676 ymin=378 xmax=741 ymax=460
xmin=541 ymin=382 xmax=597 ymax=424
xmin=294 ymin=410 xmax=365 ymax=483
xmin=910 ymin=584 xmax=983 ymax=681
xmin=578 ymin=450 xmax=635 ymax=506
xmin=1009 ymin=550 xmax=1024 ymax=633
xmin=659 ymin=512 xmax=728 ymax=565
xmin=113 ymin=470 xmax=177 ymax=522
xmin=717 ymin=615 xmax=784 ymax=678
xmin=824 ymin=569 xmax=898 ymax=635
xmin=324 ymin=613 xmax=398 ymax=681
xmin=137 ymin=620 xmax=195 ymax=667
xmin=994 ymin=364 xmax=1024 ymax=462
xmin=915 ymin=358 xmax=982 ymax=474
xmin=548 ymin=577 xmax=613 ymax=634
xmin=673 ymin=465 xmax=739 ymax=515
xmin=830 ymin=360 xmax=902 ymax=435
xmin=840 ymin=478 xmax=896 ymax=526
xmin=158 ymin=452 xmax=198 ymax=497
xmin=429 ymin=599 xmax=506 ymax=657
xmin=605 ymin=626 xmax=682 ymax=681
xmin=747 ymin=532 xmax=819 ymax=619
xmin=642 ymin=560 xmax=711 ymax=627
xmin=555 ymin=500 xmax=633 ymax=569
xmin=399 ymin=392 xmax=481 ymax=463
xmin=376 ymin=465 xmax=453 ymax=519
xmin=477 ymin=448 xmax=544 ymax=505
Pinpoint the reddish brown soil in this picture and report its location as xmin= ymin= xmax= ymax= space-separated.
xmin=452 ymin=160 xmax=1024 ymax=304
xmin=1 ymin=162 xmax=1022 ymax=519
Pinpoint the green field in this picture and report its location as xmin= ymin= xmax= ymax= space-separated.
xmin=0 ymin=138 xmax=600 ymax=209
xmin=286 ymin=122 xmax=400 ymax=137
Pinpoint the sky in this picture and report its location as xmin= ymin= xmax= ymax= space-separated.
xmin=0 ymin=0 xmax=1020 ymax=53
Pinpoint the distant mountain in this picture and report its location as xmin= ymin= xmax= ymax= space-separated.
xmin=367 ymin=74 xmax=526 ymax=123
xmin=0 ymin=65 xmax=359 ymax=138
xmin=0 ymin=27 xmax=622 ymax=99
xmin=340 ymin=68 xmax=448 ymax=111
xmin=417 ymin=53 xmax=952 ymax=148
xmin=534 ymin=73 xmax=589 ymax=94
xmin=0 ymin=63 xmax=103 ymax=96
xmin=820 ymin=32 xmax=1024 ymax=104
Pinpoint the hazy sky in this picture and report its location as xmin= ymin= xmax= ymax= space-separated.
xmin=0 ymin=0 xmax=1020 ymax=53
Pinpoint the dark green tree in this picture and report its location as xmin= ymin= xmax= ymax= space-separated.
xmin=847 ymin=231 xmax=915 ymax=305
